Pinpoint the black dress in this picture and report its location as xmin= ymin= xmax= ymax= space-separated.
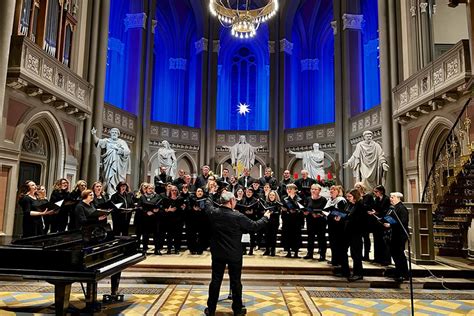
xmin=305 ymin=196 xmax=328 ymax=259
xmin=110 ymin=192 xmax=133 ymax=236
xmin=18 ymin=195 xmax=43 ymax=237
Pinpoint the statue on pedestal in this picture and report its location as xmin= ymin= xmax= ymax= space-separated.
xmin=157 ymin=140 xmax=178 ymax=179
xmin=224 ymin=135 xmax=262 ymax=176
xmin=289 ymin=143 xmax=326 ymax=180
xmin=343 ymin=130 xmax=389 ymax=190
xmin=91 ymin=127 xmax=130 ymax=195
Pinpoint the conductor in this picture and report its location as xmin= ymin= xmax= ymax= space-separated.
xmin=205 ymin=191 xmax=271 ymax=316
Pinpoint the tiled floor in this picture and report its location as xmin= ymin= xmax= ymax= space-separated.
xmin=0 ymin=283 xmax=472 ymax=315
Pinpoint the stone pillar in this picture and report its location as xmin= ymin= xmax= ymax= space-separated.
xmin=138 ymin=0 xmax=156 ymax=184
xmin=333 ymin=0 xmax=345 ymax=185
xmin=0 ymin=1 xmax=16 ymax=126
xmin=196 ymin=35 xmax=210 ymax=173
xmin=418 ymin=0 xmax=433 ymax=67
xmin=268 ymin=16 xmax=280 ymax=174
xmin=278 ymin=37 xmax=292 ymax=175
xmin=466 ymin=0 xmax=474 ymax=81
xmin=81 ymin=0 xmax=100 ymax=181
xmin=87 ymin=0 xmax=110 ymax=182
xmin=341 ymin=1 xmax=364 ymax=188
xmin=202 ymin=19 xmax=219 ymax=168
xmin=378 ymin=0 xmax=395 ymax=192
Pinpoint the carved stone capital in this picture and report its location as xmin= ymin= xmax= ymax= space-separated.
xmin=108 ymin=37 xmax=124 ymax=55
xmin=152 ymin=19 xmax=157 ymax=34
xmin=195 ymin=38 xmax=208 ymax=54
xmin=268 ymin=41 xmax=275 ymax=53
xmin=213 ymin=40 xmax=220 ymax=54
xmin=330 ymin=20 xmax=337 ymax=35
xmin=280 ymin=39 xmax=293 ymax=55
xmin=410 ymin=5 xmax=417 ymax=17
xmin=342 ymin=14 xmax=364 ymax=30
xmin=124 ymin=13 xmax=147 ymax=31
xmin=301 ymin=58 xmax=319 ymax=71
xmin=419 ymin=2 xmax=428 ymax=13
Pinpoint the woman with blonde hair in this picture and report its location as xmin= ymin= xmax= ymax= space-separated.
xmin=50 ymin=178 xmax=71 ymax=232
xmin=324 ymin=185 xmax=347 ymax=267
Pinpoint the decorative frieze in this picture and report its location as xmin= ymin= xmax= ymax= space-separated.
xmin=280 ymin=39 xmax=293 ymax=55
xmin=26 ymin=54 xmax=39 ymax=74
xmin=149 ymin=123 xmax=200 ymax=146
xmin=169 ymin=58 xmax=187 ymax=70
xmin=103 ymin=104 xmax=137 ymax=136
xmin=195 ymin=38 xmax=208 ymax=54
xmin=342 ymin=14 xmax=364 ymax=30
xmin=301 ymin=58 xmax=319 ymax=71
xmin=124 ymin=13 xmax=147 ymax=31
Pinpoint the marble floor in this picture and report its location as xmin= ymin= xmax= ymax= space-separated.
xmin=0 ymin=282 xmax=472 ymax=315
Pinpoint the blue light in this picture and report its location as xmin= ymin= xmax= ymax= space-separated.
xmin=216 ymin=25 xmax=269 ymax=131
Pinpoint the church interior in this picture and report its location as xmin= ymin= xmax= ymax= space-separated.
xmin=0 ymin=0 xmax=473 ymax=315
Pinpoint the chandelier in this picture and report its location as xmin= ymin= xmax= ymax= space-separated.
xmin=209 ymin=0 xmax=278 ymax=39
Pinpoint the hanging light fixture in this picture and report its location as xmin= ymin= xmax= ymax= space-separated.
xmin=209 ymin=0 xmax=278 ymax=39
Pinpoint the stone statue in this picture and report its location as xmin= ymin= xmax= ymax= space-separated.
xmin=224 ymin=135 xmax=262 ymax=175
xmin=289 ymin=143 xmax=326 ymax=180
xmin=157 ymin=140 xmax=178 ymax=179
xmin=91 ymin=127 xmax=130 ymax=195
xmin=343 ymin=130 xmax=389 ymax=190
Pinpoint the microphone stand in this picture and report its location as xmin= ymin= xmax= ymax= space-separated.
xmin=388 ymin=206 xmax=415 ymax=316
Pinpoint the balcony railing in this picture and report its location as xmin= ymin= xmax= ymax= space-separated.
xmin=6 ymin=36 xmax=92 ymax=120
xmin=393 ymin=40 xmax=471 ymax=123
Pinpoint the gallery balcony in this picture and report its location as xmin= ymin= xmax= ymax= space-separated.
xmin=6 ymin=36 xmax=92 ymax=120
xmin=393 ymin=40 xmax=471 ymax=123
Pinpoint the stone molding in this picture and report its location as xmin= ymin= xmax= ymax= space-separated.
xmin=103 ymin=103 xmax=137 ymax=136
xmin=330 ymin=20 xmax=337 ymax=35
xmin=124 ymin=13 xmax=147 ymax=31
xmin=342 ymin=14 xmax=364 ymax=30
xmin=349 ymin=106 xmax=382 ymax=136
xmin=195 ymin=38 xmax=208 ymax=54
xmin=280 ymin=39 xmax=293 ymax=55
xmin=150 ymin=123 xmax=200 ymax=147
xmin=285 ymin=124 xmax=336 ymax=147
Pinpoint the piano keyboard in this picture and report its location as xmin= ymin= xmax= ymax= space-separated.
xmin=98 ymin=253 xmax=143 ymax=273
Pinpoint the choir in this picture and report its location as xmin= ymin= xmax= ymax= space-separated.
xmin=16 ymin=167 xmax=410 ymax=282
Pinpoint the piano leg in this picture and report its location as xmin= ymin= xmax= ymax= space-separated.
xmin=53 ymin=282 xmax=71 ymax=316
xmin=85 ymin=282 xmax=102 ymax=312
xmin=103 ymin=272 xmax=124 ymax=303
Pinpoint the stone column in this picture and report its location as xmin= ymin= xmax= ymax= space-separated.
xmin=202 ymin=19 xmax=219 ymax=168
xmin=378 ymin=0 xmax=395 ymax=192
xmin=418 ymin=0 xmax=433 ymax=67
xmin=278 ymin=37 xmax=292 ymax=175
xmin=341 ymin=0 xmax=364 ymax=188
xmin=466 ymin=0 xmax=474 ymax=78
xmin=87 ymin=0 xmax=110 ymax=182
xmin=268 ymin=16 xmax=279 ymax=174
xmin=333 ymin=0 xmax=345 ymax=186
xmin=196 ymin=35 xmax=210 ymax=172
xmin=138 ymin=0 xmax=156 ymax=184
xmin=0 ymin=1 xmax=16 ymax=126
xmin=81 ymin=0 xmax=100 ymax=181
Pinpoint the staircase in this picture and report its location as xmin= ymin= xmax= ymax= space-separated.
xmin=433 ymin=152 xmax=474 ymax=256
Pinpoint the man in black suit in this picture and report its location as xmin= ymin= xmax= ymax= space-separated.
xmin=219 ymin=168 xmax=231 ymax=184
xmin=195 ymin=165 xmax=211 ymax=189
xmin=154 ymin=166 xmax=172 ymax=194
xmin=259 ymin=167 xmax=278 ymax=190
xmin=204 ymin=191 xmax=270 ymax=316
xmin=294 ymin=170 xmax=316 ymax=199
xmin=238 ymin=168 xmax=254 ymax=188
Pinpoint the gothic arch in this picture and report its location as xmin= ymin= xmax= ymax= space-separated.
xmin=15 ymin=110 xmax=67 ymax=186
xmin=176 ymin=152 xmax=198 ymax=175
xmin=417 ymin=116 xmax=454 ymax=195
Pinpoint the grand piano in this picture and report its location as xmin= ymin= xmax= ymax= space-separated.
xmin=0 ymin=225 xmax=145 ymax=315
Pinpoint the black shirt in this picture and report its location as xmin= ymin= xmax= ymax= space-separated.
xmin=205 ymin=205 xmax=268 ymax=262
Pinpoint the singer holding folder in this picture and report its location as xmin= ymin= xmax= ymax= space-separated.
xmin=384 ymin=192 xmax=409 ymax=282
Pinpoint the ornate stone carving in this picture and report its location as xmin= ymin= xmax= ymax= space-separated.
xmin=22 ymin=128 xmax=46 ymax=156
xmin=268 ymin=41 xmax=275 ymax=53
xmin=330 ymin=21 xmax=337 ymax=35
xmin=419 ymin=2 xmax=428 ymax=13
xmin=169 ymin=58 xmax=187 ymax=70
xmin=26 ymin=54 xmax=39 ymax=74
xmin=42 ymin=64 xmax=53 ymax=82
xmin=301 ymin=58 xmax=319 ymax=71
xmin=342 ymin=14 xmax=364 ymax=30
xmin=280 ymin=39 xmax=293 ymax=55
xmin=124 ymin=13 xmax=147 ymax=31
xmin=152 ymin=19 xmax=157 ymax=34
xmin=400 ymin=91 xmax=408 ymax=105
xmin=56 ymin=72 xmax=64 ymax=88
xmin=66 ymin=80 xmax=76 ymax=95
xmin=410 ymin=5 xmax=417 ymax=17
xmin=327 ymin=128 xmax=335 ymax=137
xmin=433 ymin=68 xmax=444 ymax=85
xmin=447 ymin=58 xmax=459 ymax=78
xmin=409 ymin=84 xmax=419 ymax=99
xmin=26 ymin=87 xmax=43 ymax=97
xmin=195 ymin=38 xmax=208 ymax=54
xmin=108 ymin=37 xmax=124 ymax=55
xmin=77 ymin=87 xmax=85 ymax=101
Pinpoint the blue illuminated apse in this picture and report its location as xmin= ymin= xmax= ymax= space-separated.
xmin=285 ymin=0 xmax=335 ymax=129
xmin=150 ymin=0 xmax=202 ymax=127
xmin=104 ymin=0 xmax=144 ymax=114
xmin=216 ymin=24 xmax=270 ymax=131
xmin=362 ymin=0 xmax=381 ymax=110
